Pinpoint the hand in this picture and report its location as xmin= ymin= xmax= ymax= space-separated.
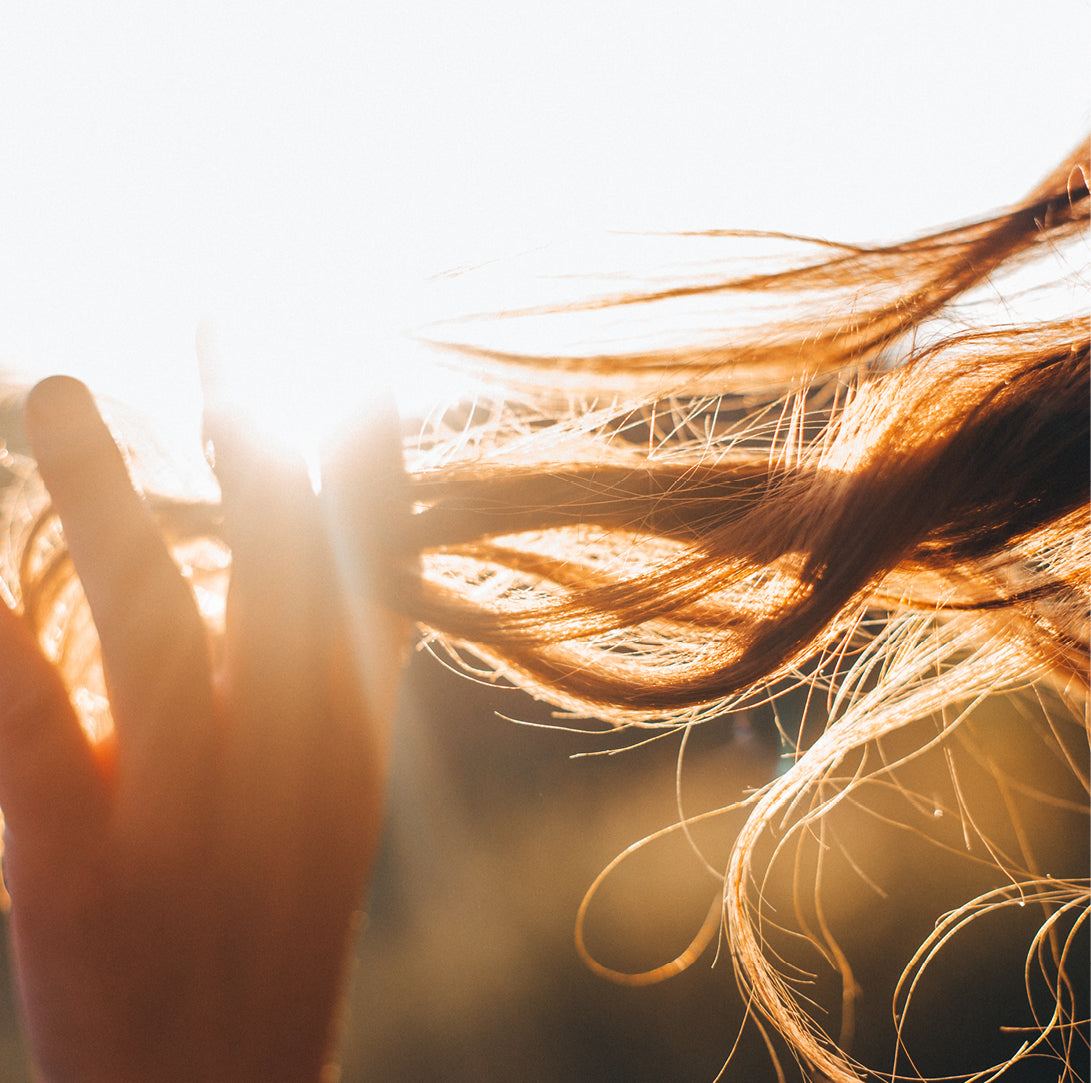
xmin=0 ymin=376 xmax=404 ymax=1082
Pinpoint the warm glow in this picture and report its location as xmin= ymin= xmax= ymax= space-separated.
xmin=193 ymin=304 xmax=432 ymax=490
xmin=0 ymin=1 xmax=1086 ymax=454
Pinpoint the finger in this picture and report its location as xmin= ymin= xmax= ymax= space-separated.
xmin=23 ymin=377 xmax=214 ymax=791
xmin=320 ymin=397 xmax=414 ymax=730
xmin=0 ymin=603 xmax=108 ymax=849
xmin=212 ymin=421 xmax=337 ymax=742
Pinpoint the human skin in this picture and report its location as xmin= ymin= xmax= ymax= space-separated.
xmin=0 ymin=376 xmax=403 ymax=1082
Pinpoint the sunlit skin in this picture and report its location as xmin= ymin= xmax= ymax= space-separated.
xmin=0 ymin=376 xmax=404 ymax=1083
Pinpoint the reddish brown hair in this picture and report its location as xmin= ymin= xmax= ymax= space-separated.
xmin=5 ymin=142 xmax=1088 ymax=1081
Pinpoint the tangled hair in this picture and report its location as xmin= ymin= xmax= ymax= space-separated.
xmin=2 ymin=142 xmax=1088 ymax=1079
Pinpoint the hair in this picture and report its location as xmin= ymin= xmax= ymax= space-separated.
xmin=3 ymin=141 xmax=1088 ymax=1080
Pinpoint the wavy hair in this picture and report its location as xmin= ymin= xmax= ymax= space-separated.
xmin=3 ymin=142 xmax=1088 ymax=1080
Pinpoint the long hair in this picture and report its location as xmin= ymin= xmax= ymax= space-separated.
xmin=4 ymin=142 xmax=1088 ymax=1080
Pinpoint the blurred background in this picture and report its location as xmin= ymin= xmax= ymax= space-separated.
xmin=0 ymin=1 xmax=1088 ymax=1079
xmin=0 ymin=635 xmax=1086 ymax=1079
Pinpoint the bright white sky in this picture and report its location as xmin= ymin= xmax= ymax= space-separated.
xmin=0 ymin=0 xmax=1087 ymax=451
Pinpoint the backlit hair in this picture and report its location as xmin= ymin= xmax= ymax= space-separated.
xmin=4 ymin=141 xmax=1088 ymax=1081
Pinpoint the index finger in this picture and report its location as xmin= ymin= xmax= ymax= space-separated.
xmin=23 ymin=377 xmax=215 ymax=794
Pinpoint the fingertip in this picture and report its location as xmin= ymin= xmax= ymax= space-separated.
xmin=23 ymin=377 xmax=111 ymax=484
xmin=24 ymin=375 xmax=96 ymax=436
xmin=323 ymin=398 xmax=410 ymax=549
xmin=21 ymin=376 xmax=137 ymax=548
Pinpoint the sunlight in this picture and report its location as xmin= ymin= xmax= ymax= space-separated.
xmin=0 ymin=0 xmax=1084 ymax=473
xmin=1 ymin=0 xmax=1083 ymax=460
xmin=190 ymin=283 xmax=478 ymax=491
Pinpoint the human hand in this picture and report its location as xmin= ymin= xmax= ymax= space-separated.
xmin=0 ymin=376 xmax=405 ymax=1082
